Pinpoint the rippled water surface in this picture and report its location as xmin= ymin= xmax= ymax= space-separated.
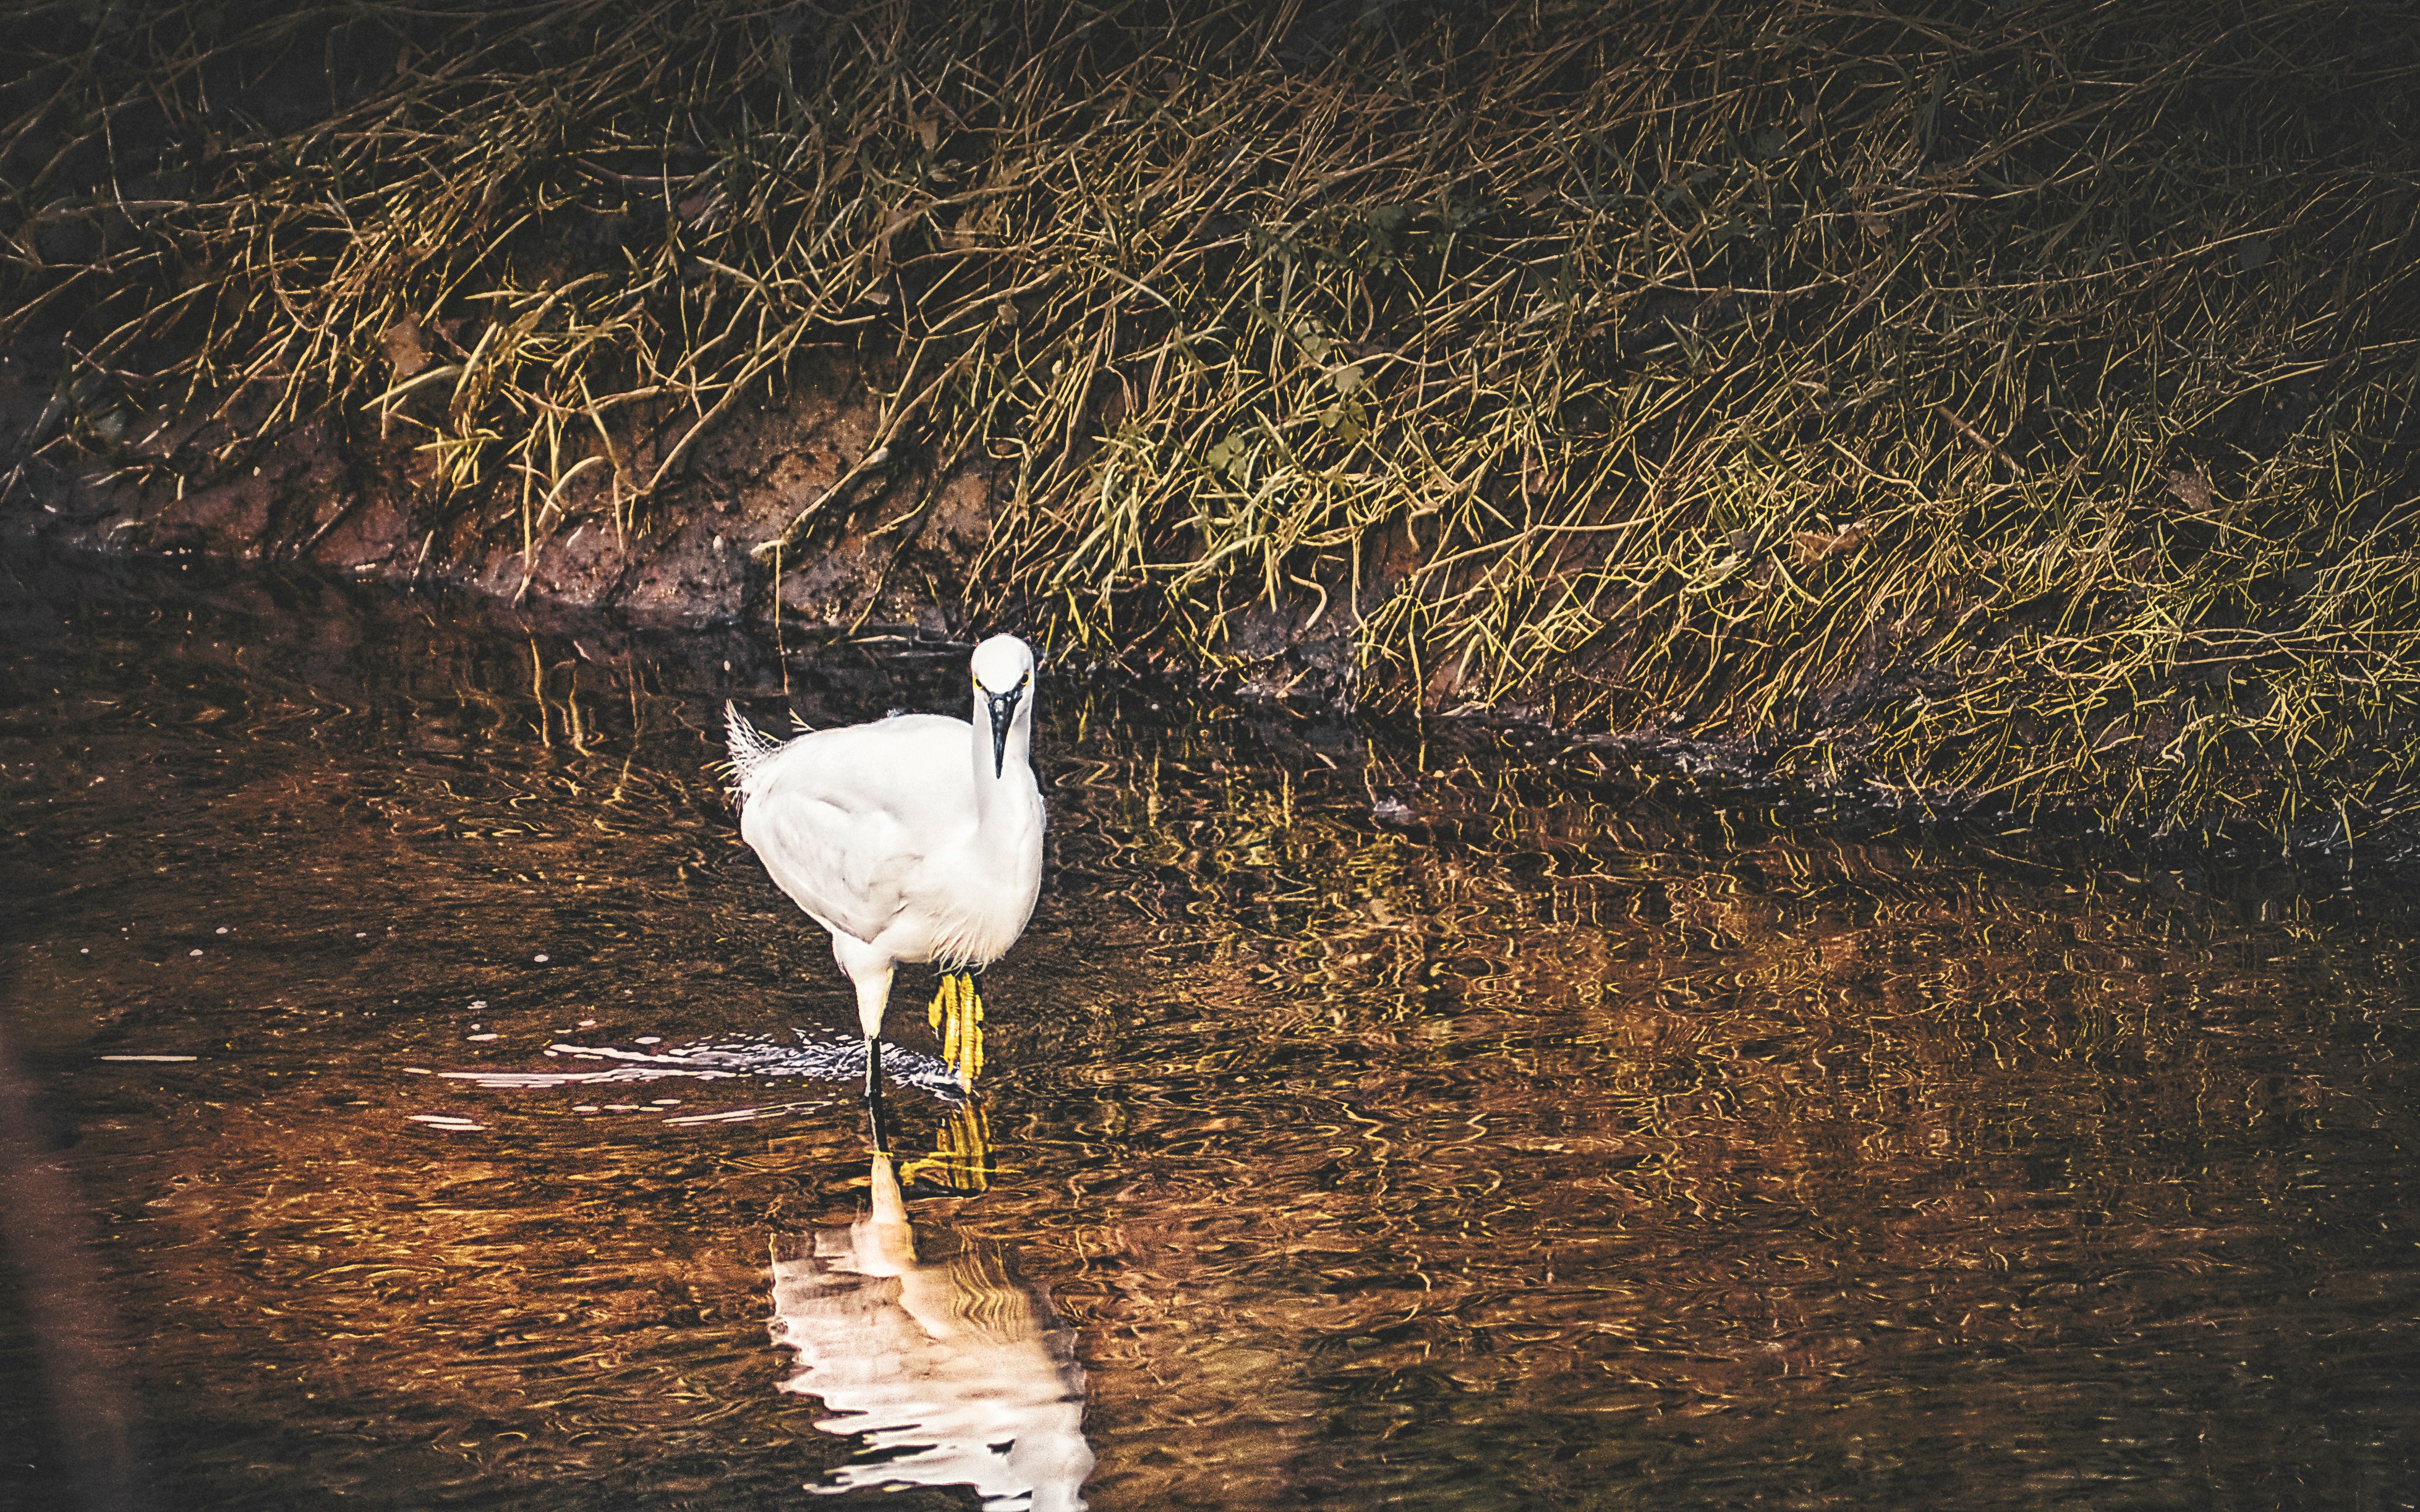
xmin=4 ymin=548 xmax=2418 ymax=1511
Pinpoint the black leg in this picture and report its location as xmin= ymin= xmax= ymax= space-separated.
xmin=863 ymin=1070 xmax=892 ymax=1155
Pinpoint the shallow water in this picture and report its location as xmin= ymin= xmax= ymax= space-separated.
xmin=2 ymin=547 xmax=2418 ymax=1511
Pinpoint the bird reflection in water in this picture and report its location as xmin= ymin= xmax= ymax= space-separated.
xmin=771 ymin=1106 xmax=1093 ymax=1510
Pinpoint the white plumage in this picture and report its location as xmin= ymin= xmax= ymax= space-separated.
xmin=726 ymin=635 xmax=1046 ymax=1090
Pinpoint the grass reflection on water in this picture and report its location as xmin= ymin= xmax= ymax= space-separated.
xmin=0 ymin=551 xmax=2416 ymax=1510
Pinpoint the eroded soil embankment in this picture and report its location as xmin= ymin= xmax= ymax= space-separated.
xmin=0 ymin=352 xmax=1023 ymax=640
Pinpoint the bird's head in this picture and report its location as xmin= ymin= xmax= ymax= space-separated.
xmin=970 ymin=634 xmax=1034 ymax=778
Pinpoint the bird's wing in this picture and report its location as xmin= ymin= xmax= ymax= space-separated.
xmin=737 ymin=716 xmax=978 ymax=947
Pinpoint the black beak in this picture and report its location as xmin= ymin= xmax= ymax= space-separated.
xmin=986 ymin=688 xmax=1020 ymax=778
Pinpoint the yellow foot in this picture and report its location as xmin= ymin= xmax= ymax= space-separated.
xmin=898 ymin=1104 xmax=995 ymax=1195
xmin=926 ymin=970 xmax=986 ymax=1088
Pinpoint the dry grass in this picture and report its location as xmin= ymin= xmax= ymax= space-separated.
xmin=7 ymin=0 xmax=2419 ymax=835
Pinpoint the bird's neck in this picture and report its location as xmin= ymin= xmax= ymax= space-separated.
xmin=969 ymin=708 xmax=1039 ymax=838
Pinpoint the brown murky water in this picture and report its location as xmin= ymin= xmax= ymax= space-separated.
xmin=3 ymin=547 xmax=2418 ymax=1511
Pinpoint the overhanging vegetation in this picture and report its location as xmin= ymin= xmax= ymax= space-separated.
xmin=7 ymin=0 xmax=2418 ymax=835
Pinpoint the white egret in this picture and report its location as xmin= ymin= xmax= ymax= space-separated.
xmin=724 ymin=634 xmax=1044 ymax=1095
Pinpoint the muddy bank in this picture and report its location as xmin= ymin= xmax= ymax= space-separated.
xmin=0 ymin=366 xmax=1705 ymax=792
xmin=0 ymin=321 xmax=1387 ymax=713
xmin=0 ymin=350 xmax=993 ymax=629
xmin=9 ymin=417 xmax=2416 ymax=876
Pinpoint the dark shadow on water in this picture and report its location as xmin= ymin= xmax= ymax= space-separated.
xmin=0 ymin=1016 xmax=142 ymax=1512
